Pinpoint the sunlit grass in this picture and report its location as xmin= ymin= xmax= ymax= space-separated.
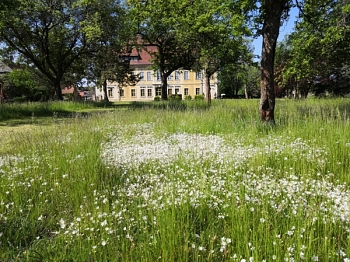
xmin=1 ymin=98 xmax=350 ymax=261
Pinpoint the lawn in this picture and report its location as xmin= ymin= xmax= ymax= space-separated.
xmin=0 ymin=98 xmax=350 ymax=261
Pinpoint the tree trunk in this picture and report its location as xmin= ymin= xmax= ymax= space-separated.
xmin=73 ymin=85 xmax=80 ymax=101
xmin=54 ymin=81 xmax=63 ymax=100
xmin=259 ymin=0 xmax=288 ymax=123
xmin=161 ymin=71 xmax=169 ymax=100
xmin=205 ymin=74 xmax=211 ymax=105
xmin=244 ymin=84 xmax=249 ymax=99
xmin=0 ymin=83 xmax=3 ymax=103
xmin=102 ymin=79 xmax=109 ymax=102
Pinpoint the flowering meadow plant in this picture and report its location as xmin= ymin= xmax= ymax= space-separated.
xmin=0 ymin=99 xmax=350 ymax=261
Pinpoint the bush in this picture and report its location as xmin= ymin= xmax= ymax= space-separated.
xmin=168 ymin=94 xmax=182 ymax=101
xmin=13 ymin=96 xmax=28 ymax=103
xmin=194 ymin=94 xmax=205 ymax=100
xmin=154 ymin=96 xmax=161 ymax=101
xmin=184 ymin=95 xmax=192 ymax=101
xmin=65 ymin=93 xmax=73 ymax=101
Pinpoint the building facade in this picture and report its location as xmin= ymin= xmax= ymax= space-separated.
xmin=95 ymin=47 xmax=218 ymax=101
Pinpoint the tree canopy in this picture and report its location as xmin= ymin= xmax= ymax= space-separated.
xmin=278 ymin=0 xmax=350 ymax=97
xmin=0 ymin=0 xmax=132 ymax=100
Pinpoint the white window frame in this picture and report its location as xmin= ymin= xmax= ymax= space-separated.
xmin=175 ymin=71 xmax=180 ymax=80
xmin=184 ymin=71 xmax=189 ymax=80
xmin=147 ymin=72 xmax=152 ymax=81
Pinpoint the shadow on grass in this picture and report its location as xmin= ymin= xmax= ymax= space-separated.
xmin=0 ymin=101 xmax=131 ymax=125
xmin=0 ymin=100 xmax=210 ymax=126
xmin=129 ymin=100 xmax=210 ymax=111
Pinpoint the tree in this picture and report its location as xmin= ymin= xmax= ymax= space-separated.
xmin=255 ymin=0 xmax=292 ymax=122
xmin=179 ymin=0 xmax=251 ymax=104
xmin=89 ymin=50 xmax=140 ymax=102
xmin=0 ymin=0 xmax=130 ymax=100
xmin=218 ymin=63 xmax=260 ymax=98
xmin=4 ymin=68 xmax=51 ymax=101
xmin=82 ymin=0 xmax=138 ymax=102
xmin=218 ymin=64 xmax=246 ymax=98
xmin=128 ymin=0 xmax=197 ymax=100
xmin=281 ymin=0 xmax=350 ymax=97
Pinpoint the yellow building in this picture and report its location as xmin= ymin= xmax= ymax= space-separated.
xmin=95 ymin=46 xmax=218 ymax=101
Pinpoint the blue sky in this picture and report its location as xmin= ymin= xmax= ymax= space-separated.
xmin=252 ymin=7 xmax=299 ymax=59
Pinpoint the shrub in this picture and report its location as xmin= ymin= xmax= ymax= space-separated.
xmin=184 ymin=95 xmax=192 ymax=101
xmin=13 ymin=96 xmax=28 ymax=103
xmin=168 ymin=94 xmax=182 ymax=101
xmin=194 ymin=94 xmax=204 ymax=100
xmin=64 ymin=93 xmax=73 ymax=101
xmin=154 ymin=96 xmax=161 ymax=101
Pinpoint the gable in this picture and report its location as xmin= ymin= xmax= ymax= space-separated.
xmin=0 ymin=61 xmax=12 ymax=74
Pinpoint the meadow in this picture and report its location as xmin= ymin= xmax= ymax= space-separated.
xmin=0 ymin=98 xmax=350 ymax=261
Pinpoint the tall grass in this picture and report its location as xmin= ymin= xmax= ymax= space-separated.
xmin=0 ymin=101 xmax=122 ymax=123
xmin=1 ymin=98 xmax=350 ymax=261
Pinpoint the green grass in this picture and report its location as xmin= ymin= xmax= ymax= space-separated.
xmin=1 ymin=98 xmax=350 ymax=261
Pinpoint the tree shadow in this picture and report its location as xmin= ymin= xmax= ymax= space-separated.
xmin=129 ymin=100 xmax=210 ymax=111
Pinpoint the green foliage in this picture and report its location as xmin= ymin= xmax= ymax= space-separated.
xmin=219 ymin=64 xmax=260 ymax=98
xmin=194 ymin=94 xmax=205 ymax=100
xmin=4 ymin=68 xmax=49 ymax=101
xmin=279 ymin=0 xmax=350 ymax=97
xmin=154 ymin=96 xmax=161 ymax=101
xmin=184 ymin=95 xmax=192 ymax=100
xmin=83 ymin=0 xmax=136 ymax=103
xmin=0 ymin=0 xmax=132 ymax=100
xmin=168 ymin=94 xmax=182 ymax=101
xmin=174 ymin=0 xmax=251 ymax=104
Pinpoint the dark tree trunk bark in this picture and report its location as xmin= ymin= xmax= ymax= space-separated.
xmin=0 ymin=83 xmax=4 ymax=103
xmin=259 ymin=0 xmax=288 ymax=123
xmin=205 ymin=75 xmax=211 ymax=105
xmin=161 ymin=71 xmax=169 ymax=100
xmin=102 ymin=79 xmax=109 ymax=102
xmin=54 ymin=81 xmax=63 ymax=100
xmin=73 ymin=85 xmax=80 ymax=101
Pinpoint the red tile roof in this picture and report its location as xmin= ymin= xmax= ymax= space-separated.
xmin=130 ymin=46 xmax=158 ymax=66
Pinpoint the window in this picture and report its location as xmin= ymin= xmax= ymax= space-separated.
xmin=139 ymin=72 xmax=144 ymax=80
xmin=141 ymin=89 xmax=145 ymax=97
xmin=184 ymin=71 xmax=189 ymax=80
xmin=175 ymin=87 xmax=180 ymax=94
xmin=167 ymin=74 xmax=172 ymax=81
xmin=196 ymin=88 xmax=200 ymax=95
xmin=129 ymin=56 xmax=138 ymax=61
xmin=147 ymin=89 xmax=152 ymax=97
xmin=175 ymin=71 xmax=180 ymax=80
xmin=120 ymin=88 xmax=124 ymax=97
xmin=168 ymin=89 xmax=172 ymax=95
xmin=196 ymin=71 xmax=202 ymax=80
xmin=184 ymin=88 xmax=189 ymax=96
xmin=108 ymin=88 xmax=113 ymax=97
xmin=156 ymin=87 xmax=161 ymax=96
xmin=147 ymin=72 xmax=152 ymax=81
xmin=156 ymin=71 xmax=161 ymax=81
xmin=131 ymin=89 xmax=136 ymax=97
